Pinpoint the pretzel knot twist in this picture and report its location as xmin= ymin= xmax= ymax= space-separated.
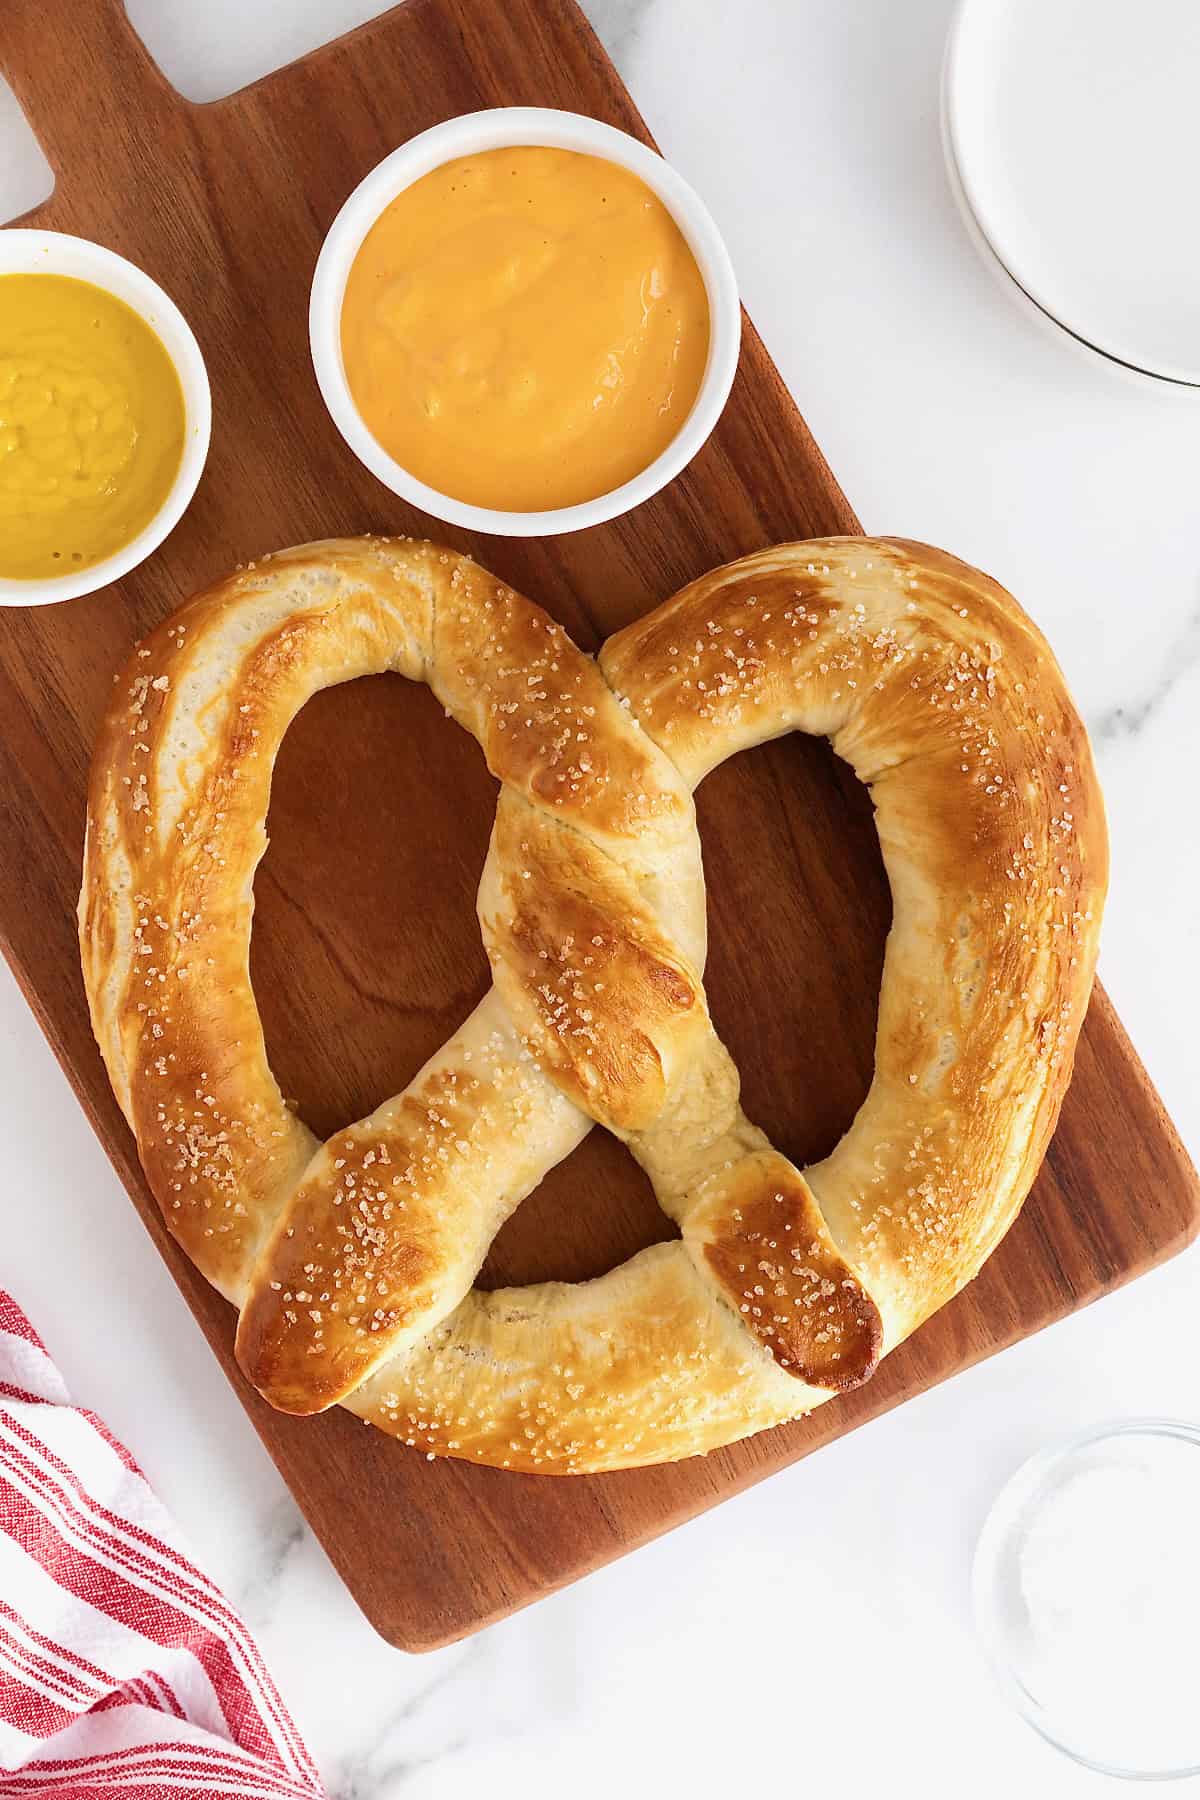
xmin=80 ymin=536 xmax=1106 ymax=1474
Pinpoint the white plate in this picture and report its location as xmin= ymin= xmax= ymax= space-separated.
xmin=944 ymin=0 xmax=1200 ymax=387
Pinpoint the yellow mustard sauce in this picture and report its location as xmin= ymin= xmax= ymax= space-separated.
xmin=0 ymin=273 xmax=185 ymax=581
xmin=339 ymin=146 xmax=711 ymax=512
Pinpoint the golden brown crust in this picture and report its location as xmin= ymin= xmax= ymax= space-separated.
xmin=604 ymin=537 xmax=1107 ymax=1348
xmin=80 ymin=535 xmax=1106 ymax=1474
xmin=431 ymin=552 xmax=693 ymax=859
xmin=234 ymin=996 xmax=579 ymax=1413
xmin=347 ymin=1242 xmax=811 ymax=1475
xmin=690 ymin=1154 xmax=883 ymax=1389
xmin=480 ymin=789 xmax=707 ymax=1132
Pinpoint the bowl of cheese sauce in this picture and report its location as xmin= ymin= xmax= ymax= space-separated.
xmin=311 ymin=110 xmax=739 ymax=536
xmin=0 ymin=232 xmax=210 ymax=607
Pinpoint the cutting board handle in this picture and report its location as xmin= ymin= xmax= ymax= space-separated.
xmin=0 ymin=0 xmax=180 ymax=188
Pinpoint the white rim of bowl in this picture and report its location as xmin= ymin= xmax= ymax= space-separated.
xmin=0 ymin=230 xmax=212 ymax=608
xmin=309 ymin=107 xmax=741 ymax=537
xmin=972 ymin=1417 xmax=1200 ymax=1780
xmin=941 ymin=0 xmax=1200 ymax=391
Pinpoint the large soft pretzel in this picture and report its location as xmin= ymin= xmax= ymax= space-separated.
xmin=80 ymin=536 xmax=1106 ymax=1473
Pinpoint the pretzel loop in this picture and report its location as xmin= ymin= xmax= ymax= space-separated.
xmin=80 ymin=536 xmax=1106 ymax=1474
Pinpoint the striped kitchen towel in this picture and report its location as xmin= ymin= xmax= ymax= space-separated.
xmin=0 ymin=1292 xmax=324 ymax=1799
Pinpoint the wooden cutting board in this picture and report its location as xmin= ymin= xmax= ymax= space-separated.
xmin=2 ymin=0 xmax=1196 ymax=1651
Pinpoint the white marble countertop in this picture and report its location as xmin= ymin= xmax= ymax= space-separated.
xmin=2 ymin=2 xmax=1199 ymax=1795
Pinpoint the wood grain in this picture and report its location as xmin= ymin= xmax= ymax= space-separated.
xmin=1 ymin=0 xmax=1196 ymax=1649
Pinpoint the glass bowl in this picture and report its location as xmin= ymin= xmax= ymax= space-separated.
xmin=974 ymin=1419 xmax=1200 ymax=1780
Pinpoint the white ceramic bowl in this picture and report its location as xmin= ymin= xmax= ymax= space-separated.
xmin=0 ymin=230 xmax=211 ymax=608
xmin=310 ymin=107 xmax=741 ymax=537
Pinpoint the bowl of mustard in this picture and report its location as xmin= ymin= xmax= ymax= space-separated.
xmin=309 ymin=108 xmax=740 ymax=536
xmin=0 ymin=231 xmax=210 ymax=607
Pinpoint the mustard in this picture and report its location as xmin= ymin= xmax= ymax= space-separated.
xmin=340 ymin=147 xmax=711 ymax=512
xmin=0 ymin=273 xmax=185 ymax=581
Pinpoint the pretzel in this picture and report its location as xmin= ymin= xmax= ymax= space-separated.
xmin=80 ymin=536 xmax=1106 ymax=1474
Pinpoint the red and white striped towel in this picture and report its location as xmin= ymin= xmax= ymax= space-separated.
xmin=0 ymin=1292 xmax=324 ymax=1799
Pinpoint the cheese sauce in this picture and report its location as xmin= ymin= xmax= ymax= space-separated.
xmin=0 ymin=273 xmax=185 ymax=581
xmin=340 ymin=147 xmax=710 ymax=512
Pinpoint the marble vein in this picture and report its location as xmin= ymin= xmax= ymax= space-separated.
xmin=586 ymin=0 xmax=660 ymax=64
xmin=231 ymin=1494 xmax=309 ymax=1632
xmin=1092 ymin=594 xmax=1200 ymax=742
xmin=332 ymin=1639 xmax=489 ymax=1798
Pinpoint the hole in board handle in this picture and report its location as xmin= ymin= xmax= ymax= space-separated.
xmin=0 ymin=76 xmax=54 ymax=223
xmin=122 ymin=0 xmax=402 ymax=104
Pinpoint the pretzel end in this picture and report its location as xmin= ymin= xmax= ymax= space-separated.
xmin=234 ymin=1305 xmax=346 ymax=1415
xmin=689 ymin=1154 xmax=883 ymax=1391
